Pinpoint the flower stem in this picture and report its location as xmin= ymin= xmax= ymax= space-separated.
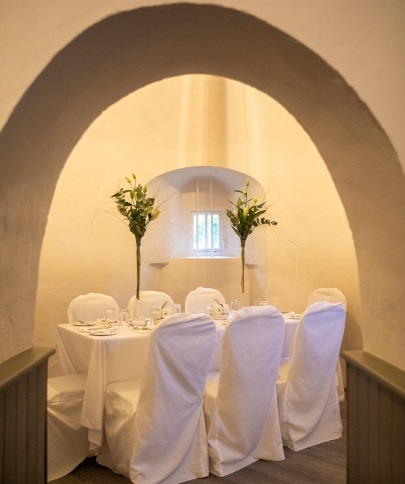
xmin=241 ymin=240 xmax=246 ymax=294
xmin=136 ymin=240 xmax=141 ymax=301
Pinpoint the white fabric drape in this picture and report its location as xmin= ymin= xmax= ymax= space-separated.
xmin=277 ymin=301 xmax=346 ymax=451
xmin=307 ymin=288 xmax=347 ymax=401
xmin=58 ymin=324 xmax=150 ymax=449
xmin=97 ymin=313 xmax=217 ymax=484
xmin=47 ymin=374 xmax=89 ymax=481
xmin=203 ymin=305 xmax=285 ymax=476
xmin=57 ymin=322 xmax=226 ymax=450
xmin=185 ymin=286 xmax=227 ymax=314
xmin=307 ymin=287 xmax=347 ymax=309
xmin=67 ymin=293 xmax=119 ymax=323
xmin=127 ymin=290 xmax=174 ymax=319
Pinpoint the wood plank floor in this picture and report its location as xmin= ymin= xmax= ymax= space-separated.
xmin=51 ymin=402 xmax=346 ymax=484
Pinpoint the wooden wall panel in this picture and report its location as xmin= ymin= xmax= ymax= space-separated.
xmin=343 ymin=350 xmax=405 ymax=484
xmin=0 ymin=347 xmax=54 ymax=484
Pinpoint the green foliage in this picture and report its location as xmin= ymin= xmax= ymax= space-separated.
xmin=226 ymin=181 xmax=277 ymax=246
xmin=111 ymin=174 xmax=161 ymax=246
xmin=226 ymin=181 xmax=277 ymax=294
xmin=111 ymin=174 xmax=162 ymax=302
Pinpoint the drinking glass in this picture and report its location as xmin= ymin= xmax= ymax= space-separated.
xmin=151 ymin=307 xmax=162 ymax=325
xmin=230 ymin=299 xmax=240 ymax=313
xmin=106 ymin=307 xmax=116 ymax=323
xmin=173 ymin=303 xmax=182 ymax=314
xmin=205 ymin=304 xmax=213 ymax=318
xmin=119 ymin=309 xmax=130 ymax=326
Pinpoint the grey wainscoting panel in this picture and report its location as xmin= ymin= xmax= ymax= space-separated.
xmin=0 ymin=346 xmax=54 ymax=484
xmin=343 ymin=350 xmax=405 ymax=484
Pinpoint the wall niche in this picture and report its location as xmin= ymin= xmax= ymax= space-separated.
xmin=141 ymin=166 xmax=268 ymax=305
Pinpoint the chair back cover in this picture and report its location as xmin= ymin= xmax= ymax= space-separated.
xmin=204 ymin=305 xmax=285 ymax=476
xmin=127 ymin=290 xmax=174 ymax=318
xmin=185 ymin=286 xmax=226 ymax=314
xmin=67 ymin=293 xmax=119 ymax=323
xmin=308 ymin=287 xmax=347 ymax=309
xmin=277 ymin=301 xmax=346 ymax=451
xmin=47 ymin=374 xmax=89 ymax=481
xmin=130 ymin=312 xmax=216 ymax=483
xmin=307 ymin=288 xmax=347 ymax=401
xmin=99 ymin=313 xmax=216 ymax=483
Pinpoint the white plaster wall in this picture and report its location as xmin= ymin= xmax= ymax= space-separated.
xmin=0 ymin=1 xmax=403 ymax=369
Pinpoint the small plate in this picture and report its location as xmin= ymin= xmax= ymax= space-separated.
xmin=132 ymin=327 xmax=152 ymax=334
xmin=89 ymin=329 xmax=118 ymax=336
xmin=73 ymin=322 xmax=96 ymax=326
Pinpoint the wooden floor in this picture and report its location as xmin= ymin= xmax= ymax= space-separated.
xmin=51 ymin=402 xmax=346 ymax=484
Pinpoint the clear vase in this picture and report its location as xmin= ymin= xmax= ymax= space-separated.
xmin=239 ymin=291 xmax=247 ymax=308
xmin=239 ymin=244 xmax=248 ymax=308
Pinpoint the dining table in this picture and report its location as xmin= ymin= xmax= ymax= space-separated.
xmin=57 ymin=313 xmax=300 ymax=449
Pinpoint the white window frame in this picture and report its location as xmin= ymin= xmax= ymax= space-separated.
xmin=192 ymin=210 xmax=223 ymax=253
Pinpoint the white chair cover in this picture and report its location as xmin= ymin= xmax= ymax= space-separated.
xmin=308 ymin=287 xmax=347 ymax=309
xmin=67 ymin=293 xmax=119 ymax=323
xmin=97 ymin=313 xmax=217 ymax=484
xmin=307 ymin=287 xmax=347 ymax=401
xmin=47 ymin=374 xmax=90 ymax=481
xmin=127 ymin=290 xmax=174 ymax=318
xmin=185 ymin=286 xmax=226 ymax=314
xmin=276 ymin=301 xmax=346 ymax=451
xmin=203 ymin=306 xmax=285 ymax=476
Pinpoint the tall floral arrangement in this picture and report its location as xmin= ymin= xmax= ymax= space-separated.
xmin=226 ymin=181 xmax=277 ymax=297
xmin=112 ymin=174 xmax=161 ymax=302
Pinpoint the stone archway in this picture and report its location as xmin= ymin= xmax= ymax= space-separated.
xmin=1 ymin=4 xmax=404 ymax=364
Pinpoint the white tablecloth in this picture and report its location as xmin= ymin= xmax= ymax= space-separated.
xmin=57 ymin=316 xmax=298 ymax=449
xmin=282 ymin=316 xmax=300 ymax=360
xmin=58 ymin=324 xmax=149 ymax=448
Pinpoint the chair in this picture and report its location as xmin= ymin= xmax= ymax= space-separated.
xmin=185 ymin=286 xmax=226 ymax=314
xmin=47 ymin=374 xmax=90 ymax=481
xmin=67 ymin=292 xmax=119 ymax=323
xmin=307 ymin=287 xmax=347 ymax=401
xmin=96 ymin=313 xmax=217 ymax=483
xmin=308 ymin=287 xmax=347 ymax=309
xmin=203 ymin=305 xmax=285 ymax=476
xmin=276 ymin=301 xmax=346 ymax=451
xmin=127 ymin=290 xmax=174 ymax=319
